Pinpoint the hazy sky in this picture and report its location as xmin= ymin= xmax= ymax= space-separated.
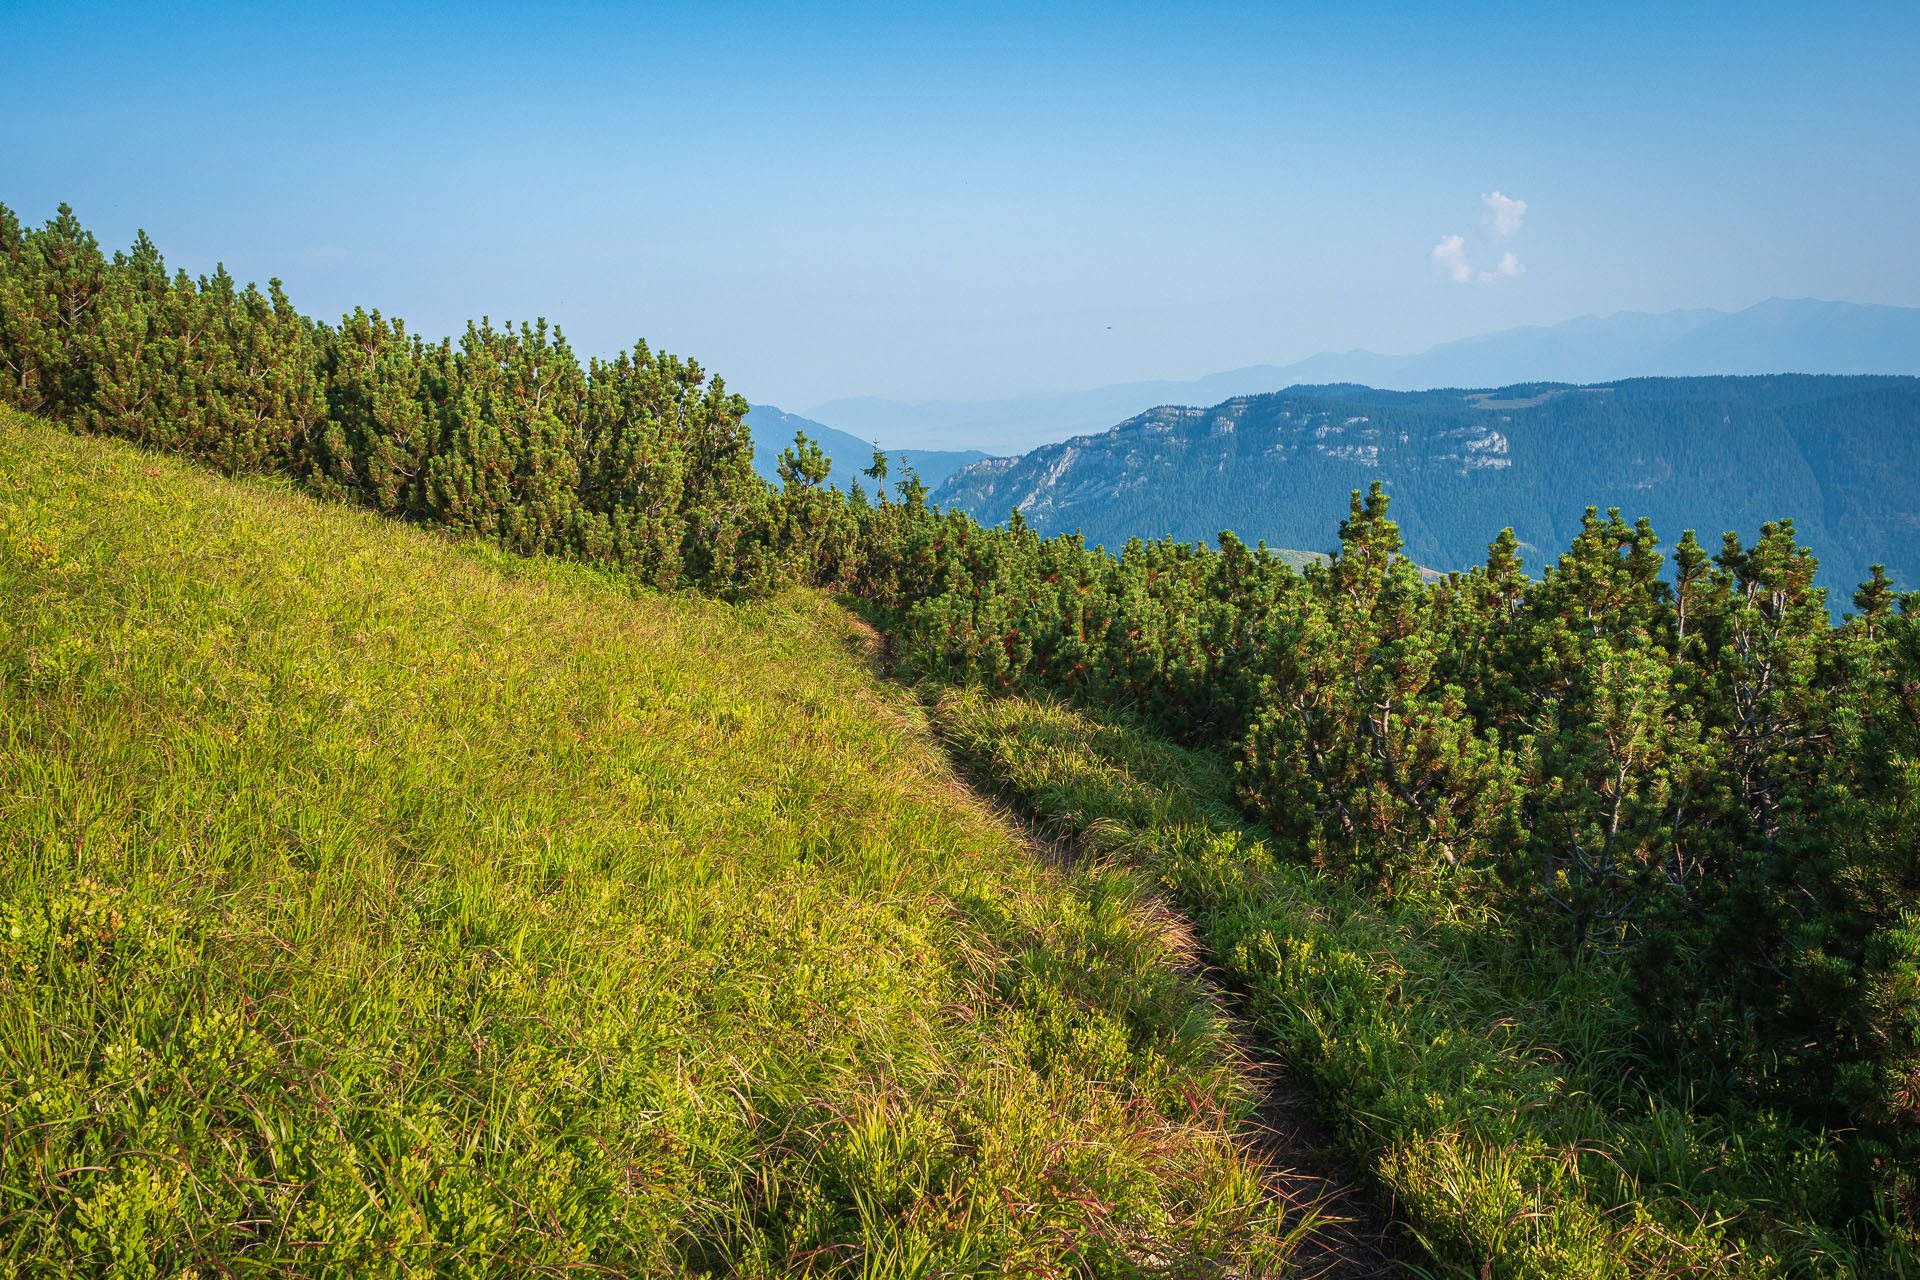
xmin=5 ymin=1 xmax=1916 ymax=409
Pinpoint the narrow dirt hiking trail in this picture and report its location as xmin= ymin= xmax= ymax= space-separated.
xmin=1235 ymin=1038 xmax=1413 ymax=1279
xmin=840 ymin=619 xmax=1416 ymax=1277
xmin=985 ymin=768 xmax=1412 ymax=1278
xmin=1068 ymin=842 xmax=1414 ymax=1280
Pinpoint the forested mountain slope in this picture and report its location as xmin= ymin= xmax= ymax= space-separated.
xmin=931 ymin=374 xmax=1920 ymax=593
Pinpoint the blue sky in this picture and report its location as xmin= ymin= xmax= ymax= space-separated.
xmin=4 ymin=1 xmax=1916 ymax=409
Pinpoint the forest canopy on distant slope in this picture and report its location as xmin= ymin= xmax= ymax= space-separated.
xmin=931 ymin=376 xmax=1920 ymax=597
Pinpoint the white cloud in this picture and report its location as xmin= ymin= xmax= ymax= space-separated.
xmin=1430 ymin=234 xmax=1473 ymax=283
xmin=1482 ymin=190 xmax=1526 ymax=238
xmin=1478 ymin=251 xmax=1524 ymax=282
xmin=1432 ymin=193 xmax=1529 ymax=284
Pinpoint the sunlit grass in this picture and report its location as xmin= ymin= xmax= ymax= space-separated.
xmin=0 ymin=413 xmax=1302 ymax=1276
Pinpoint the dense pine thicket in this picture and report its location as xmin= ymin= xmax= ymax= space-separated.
xmin=5 ymin=203 xmax=1917 ymax=1256
xmin=0 ymin=205 xmax=773 ymax=591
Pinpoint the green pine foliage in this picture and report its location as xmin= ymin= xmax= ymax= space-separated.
xmin=0 ymin=206 xmax=770 ymax=595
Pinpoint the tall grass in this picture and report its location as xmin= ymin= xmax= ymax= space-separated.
xmin=0 ymin=412 xmax=1308 ymax=1276
xmin=929 ymin=687 xmax=1912 ymax=1280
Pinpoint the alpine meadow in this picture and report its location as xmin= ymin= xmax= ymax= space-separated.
xmin=3 ymin=186 xmax=1918 ymax=1280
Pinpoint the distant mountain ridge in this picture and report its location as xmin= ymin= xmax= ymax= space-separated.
xmin=745 ymin=404 xmax=987 ymax=498
xmin=929 ymin=374 xmax=1920 ymax=600
xmin=807 ymin=299 xmax=1920 ymax=454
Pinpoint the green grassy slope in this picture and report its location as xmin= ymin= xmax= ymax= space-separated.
xmin=0 ymin=414 xmax=1302 ymax=1277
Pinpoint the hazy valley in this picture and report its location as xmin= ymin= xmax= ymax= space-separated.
xmin=800 ymin=298 xmax=1920 ymax=454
